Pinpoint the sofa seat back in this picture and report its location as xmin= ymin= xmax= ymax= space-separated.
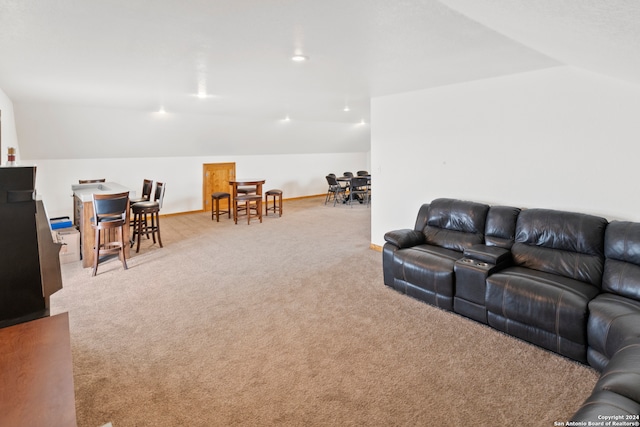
xmin=486 ymin=208 xmax=608 ymax=363
xmin=602 ymin=221 xmax=640 ymax=299
xmin=572 ymin=342 xmax=640 ymax=421
xmin=511 ymin=209 xmax=608 ymax=286
xmin=484 ymin=205 xmax=521 ymax=249
xmin=587 ymin=221 xmax=640 ymax=370
xmin=422 ymin=198 xmax=488 ymax=252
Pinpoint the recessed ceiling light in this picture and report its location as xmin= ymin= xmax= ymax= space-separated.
xmin=344 ymin=106 xmax=350 ymax=112
xmin=291 ymin=54 xmax=308 ymax=62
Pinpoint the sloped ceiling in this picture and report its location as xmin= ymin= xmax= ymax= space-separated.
xmin=439 ymin=0 xmax=640 ymax=86
xmin=0 ymin=0 xmax=636 ymax=158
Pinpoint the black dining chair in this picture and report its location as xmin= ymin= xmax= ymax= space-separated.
xmin=348 ymin=176 xmax=369 ymax=207
xmin=325 ymin=175 xmax=347 ymax=206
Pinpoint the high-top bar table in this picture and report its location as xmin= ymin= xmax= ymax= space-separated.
xmin=72 ymin=182 xmax=134 ymax=268
xmin=229 ymin=179 xmax=265 ymax=224
xmin=229 ymin=178 xmax=266 ymax=200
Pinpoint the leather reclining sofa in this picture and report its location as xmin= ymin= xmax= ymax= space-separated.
xmin=382 ymin=198 xmax=640 ymax=421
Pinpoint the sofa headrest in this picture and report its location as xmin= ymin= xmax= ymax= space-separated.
xmin=426 ymin=198 xmax=489 ymax=233
xmin=603 ymin=221 xmax=640 ymax=300
xmin=485 ymin=205 xmax=521 ymax=249
xmin=515 ymin=209 xmax=607 ymax=256
xmin=605 ymin=221 xmax=640 ymax=265
xmin=422 ymin=198 xmax=489 ymax=252
xmin=512 ymin=208 xmax=608 ymax=286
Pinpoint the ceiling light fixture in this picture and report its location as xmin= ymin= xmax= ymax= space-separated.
xmin=291 ymin=54 xmax=308 ymax=62
xmin=343 ymin=106 xmax=350 ymax=112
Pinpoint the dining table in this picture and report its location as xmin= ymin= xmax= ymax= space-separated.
xmin=336 ymin=175 xmax=371 ymax=204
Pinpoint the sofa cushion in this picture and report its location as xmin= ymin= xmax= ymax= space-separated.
xmin=587 ymin=293 xmax=640 ymax=371
xmin=484 ymin=205 xmax=521 ymax=249
xmin=571 ymin=389 xmax=640 ymax=421
xmin=512 ymin=209 xmax=607 ymax=286
xmin=486 ymin=266 xmax=601 ymax=362
xmin=603 ymin=221 xmax=640 ymax=301
xmin=596 ymin=342 xmax=640 ymax=403
xmin=392 ymin=244 xmax=462 ymax=310
xmin=422 ymin=198 xmax=489 ymax=252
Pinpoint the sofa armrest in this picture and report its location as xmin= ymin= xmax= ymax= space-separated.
xmin=384 ymin=229 xmax=425 ymax=249
xmin=463 ymin=244 xmax=512 ymax=265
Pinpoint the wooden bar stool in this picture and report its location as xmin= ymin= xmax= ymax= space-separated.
xmin=265 ymin=189 xmax=283 ymax=217
xmin=234 ymin=194 xmax=262 ymax=224
xmin=211 ymin=192 xmax=231 ymax=222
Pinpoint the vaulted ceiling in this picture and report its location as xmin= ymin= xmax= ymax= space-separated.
xmin=0 ymin=0 xmax=638 ymax=157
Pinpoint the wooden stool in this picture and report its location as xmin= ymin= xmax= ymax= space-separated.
xmin=234 ymin=194 xmax=262 ymax=224
xmin=211 ymin=192 xmax=231 ymax=222
xmin=265 ymin=189 xmax=283 ymax=217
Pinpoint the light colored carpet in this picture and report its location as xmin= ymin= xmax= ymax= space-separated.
xmin=51 ymin=197 xmax=598 ymax=426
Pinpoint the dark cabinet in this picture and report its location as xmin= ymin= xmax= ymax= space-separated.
xmin=0 ymin=166 xmax=63 ymax=328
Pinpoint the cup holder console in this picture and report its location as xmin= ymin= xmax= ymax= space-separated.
xmin=459 ymin=258 xmax=489 ymax=268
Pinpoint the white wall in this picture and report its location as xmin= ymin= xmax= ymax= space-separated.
xmin=371 ymin=66 xmax=640 ymax=247
xmin=0 ymin=88 xmax=20 ymax=165
xmin=29 ymin=152 xmax=369 ymax=219
xmin=14 ymin=102 xmax=370 ymax=160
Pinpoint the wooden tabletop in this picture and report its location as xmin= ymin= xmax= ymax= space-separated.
xmin=0 ymin=313 xmax=77 ymax=427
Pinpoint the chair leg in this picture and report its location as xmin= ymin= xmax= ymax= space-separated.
xmin=150 ymin=213 xmax=157 ymax=244
xmin=119 ymin=226 xmax=128 ymax=270
xmin=92 ymin=228 xmax=100 ymax=276
xmin=234 ymin=199 xmax=238 ymax=224
xmin=155 ymin=211 xmax=163 ymax=248
xmin=136 ymin=213 xmax=143 ymax=253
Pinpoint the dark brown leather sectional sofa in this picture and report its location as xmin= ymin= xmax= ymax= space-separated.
xmin=382 ymin=198 xmax=640 ymax=421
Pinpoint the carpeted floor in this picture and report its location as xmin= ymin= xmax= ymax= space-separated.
xmin=51 ymin=197 xmax=599 ymax=426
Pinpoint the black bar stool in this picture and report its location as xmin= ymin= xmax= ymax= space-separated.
xmin=131 ymin=182 xmax=166 ymax=252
